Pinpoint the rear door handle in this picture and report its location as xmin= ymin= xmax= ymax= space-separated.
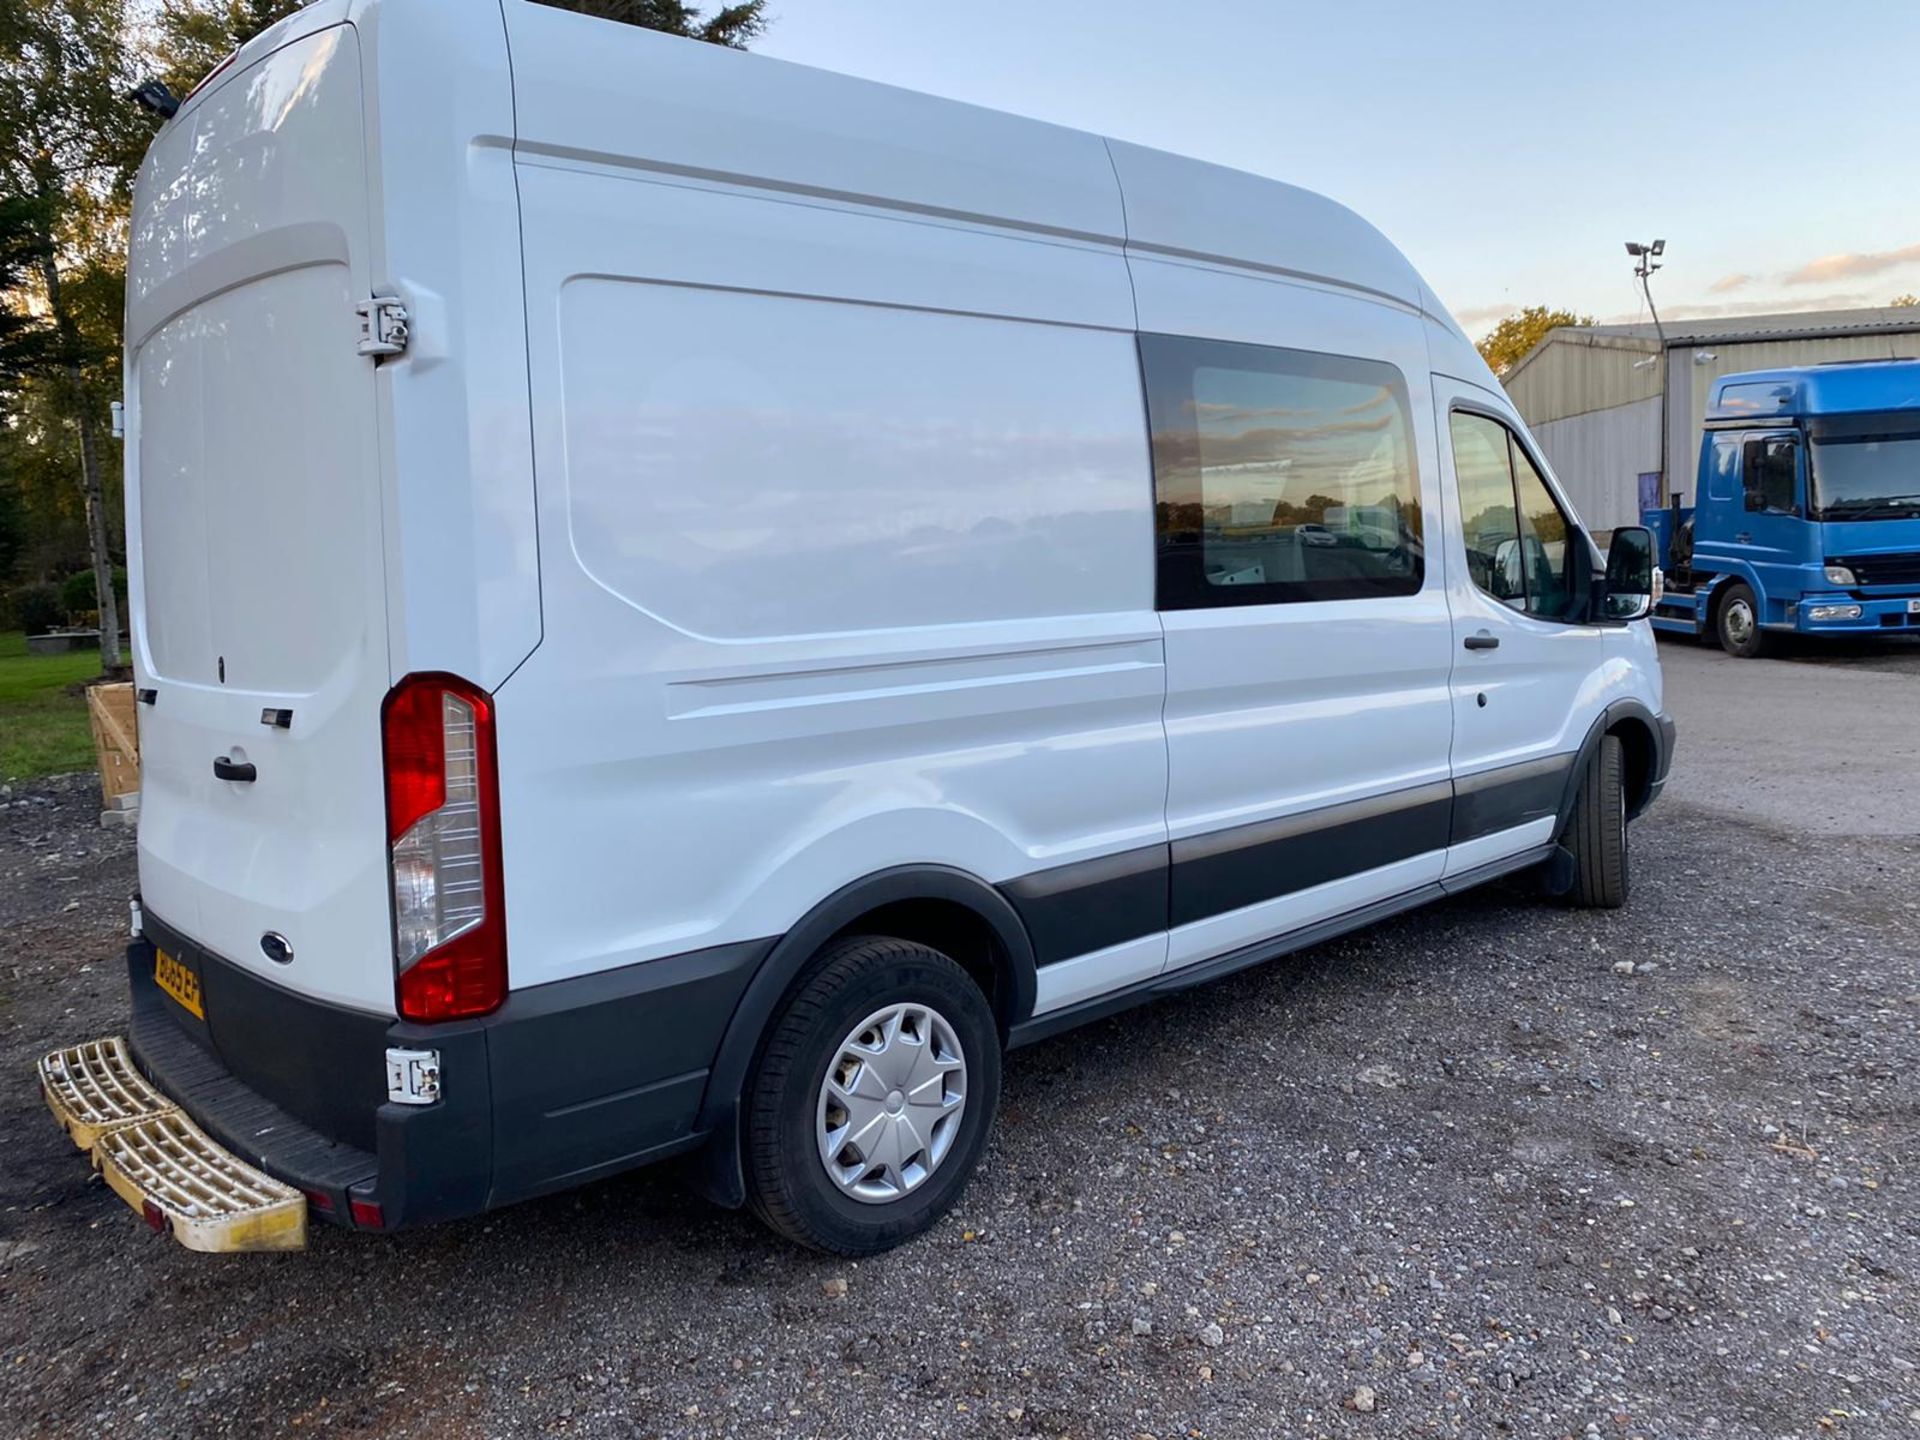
xmin=213 ymin=756 xmax=256 ymax=783
xmin=1463 ymin=632 xmax=1500 ymax=651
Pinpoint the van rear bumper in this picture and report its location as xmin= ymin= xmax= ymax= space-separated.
xmin=127 ymin=916 xmax=770 ymax=1230
xmin=129 ymin=935 xmax=494 ymax=1228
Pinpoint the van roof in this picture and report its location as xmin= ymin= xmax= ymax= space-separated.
xmin=491 ymin=2 xmax=1434 ymax=314
xmin=1100 ymin=139 xmax=1425 ymax=309
xmin=1706 ymin=359 xmax=1920 ymax=423
xmin=182 ymin=2 xmax=1449 ymax=325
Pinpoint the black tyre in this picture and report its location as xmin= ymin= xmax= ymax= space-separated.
xmin=744 ymin=935 xmax=1001 ymax=1255
xmin=1715 ymin=581 xmax=1768 ymax=658
xmin=1564 ymin=733 xmax=1628 ymax=909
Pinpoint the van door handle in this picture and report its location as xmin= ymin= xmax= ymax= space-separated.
xmin=1734 ymin=532 xmax=1751 ymax=544
xmin=1463 ymin=633 xmax=1500 ymax=651
xmin=213 ymin=756 xmax=257 ymax=783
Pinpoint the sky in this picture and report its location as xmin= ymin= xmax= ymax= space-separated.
xmin=755 ymin=1 xmax=1920 ymax=338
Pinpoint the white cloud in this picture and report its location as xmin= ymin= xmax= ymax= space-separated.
xmin=1452 ymin=303 xmax=1517 ymax=328
xmin=1784 ymin=242 xmax=1920 ymax=286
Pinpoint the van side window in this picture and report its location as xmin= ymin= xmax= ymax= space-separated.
xmin=1140 ymin=334 xmax=1424 ymax=609
xmin=1742 ymin=436 xmax=1798 ymax=515
xmin=1448 ymin=411 xmax=1582 ymax=621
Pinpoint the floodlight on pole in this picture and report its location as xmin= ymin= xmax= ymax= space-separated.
xmin=1626 ymin=238 xmax=1667 ymax=348
xmin=1624 ymin=237 xmax=1674 ymax=502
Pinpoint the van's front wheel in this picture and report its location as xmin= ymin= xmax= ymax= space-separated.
xmin=1563 ymin=733 xmax=1629 ymax=909
xmin=744 ymin=936 xmax=1001 ymax=1254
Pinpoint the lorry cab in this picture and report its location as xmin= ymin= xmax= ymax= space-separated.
xmin=41 ymin=0 xmax=1673 ymax=1257
xmin=1653 ymin=360 xmax=1920 ymax=656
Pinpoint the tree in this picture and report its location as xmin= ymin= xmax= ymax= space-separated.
xmin=0 ymin=195 xmax=54 ymax=393
xmin=1476 ymin=305 xmax=1594 ymax=378
xmin=151 ymin=0 xmax=307 ymax=97
xmin=0 ymin=0 xmax=775 ymax=647
xmin=539 ymin=0 xmax=768 ymax=47
xmin=1893 ymin=293 xmax=1919 ymax=308
xmin=0 ymin=0 xmax=153 ymax=669
xmin=0 ymin=196 xmax=52 ymax=593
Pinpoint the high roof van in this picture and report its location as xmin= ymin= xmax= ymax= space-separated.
xmin=53 ymin=0 xmax=1672 ymax=1255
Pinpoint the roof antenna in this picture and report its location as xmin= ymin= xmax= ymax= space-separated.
xmin=130 ymin=79 xmax=180 ymax=119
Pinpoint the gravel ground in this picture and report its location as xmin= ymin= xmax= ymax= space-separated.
xmin=4 ymin=644 xmax=1920 ymax=1439
xmin=1655 ymin=635 xmax=1920 ymax=835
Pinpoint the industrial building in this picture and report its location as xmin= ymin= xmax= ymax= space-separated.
xmin=1502 ymin=307 xmax=1920 ymax=533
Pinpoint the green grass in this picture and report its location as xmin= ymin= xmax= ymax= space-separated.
xmin=0 ymin=631 xmax=107 ymax=781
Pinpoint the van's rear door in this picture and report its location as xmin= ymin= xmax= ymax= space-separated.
xmin=126 ymin=15 xmax=396 ymax=1015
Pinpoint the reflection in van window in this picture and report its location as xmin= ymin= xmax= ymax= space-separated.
xmin=1512 ymin=443 xmax=1575 ymax=618
xmin=1449 ymin=411 xmax=1581 ymax=621
xmin=1141 ymin=334 xmax=1423 ymax=608
xmin=1451 ymin=412 xmax=1525 ymax=609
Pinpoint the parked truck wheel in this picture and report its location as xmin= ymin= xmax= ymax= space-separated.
xmin=1563 ymin=733 xmax=1629 ymax=909
xmin=744 ymin=936 xmax=1002 ymax=1255
xmin=1715 ymin=582 xmax=1769 ymax=658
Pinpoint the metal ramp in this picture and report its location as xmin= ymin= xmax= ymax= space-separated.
xmin=39 ymin=1037 xmax=308 ymax=1252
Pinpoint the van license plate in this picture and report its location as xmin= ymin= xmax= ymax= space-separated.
xmin=153 ymin=951 xmax=204 ymax=1020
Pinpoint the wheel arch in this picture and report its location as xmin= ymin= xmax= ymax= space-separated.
xmin=687 ymin=865 xmax=1037 ymax=1208
xmin=1704 ymin=568 xmax=1758 ymax=632
xmin=1557 ymin=699 xmax=1665 ymax=830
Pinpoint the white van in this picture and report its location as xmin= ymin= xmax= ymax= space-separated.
xmin=71 ymin=0 xmax=1673 ymax=1255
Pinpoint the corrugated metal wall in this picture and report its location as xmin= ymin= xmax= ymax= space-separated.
xmin=1531 ymin=396 xmax=1661 ymax=532
xmin=1503 ymin=335 xmax=1661 ymax=426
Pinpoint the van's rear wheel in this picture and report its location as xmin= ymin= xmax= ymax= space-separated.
xmin=1563 ymin=733 xmax=1629 ymax=909
xmin=1715 ymin=582 xmax=1768 ymax=658
xmin=744 ymin=936 xmax=1001 ymax=1254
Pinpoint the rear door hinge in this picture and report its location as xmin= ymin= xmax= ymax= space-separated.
xmin=109 ymin=400 xmax=125 ymax=438
xmin=355 ymin=296 xmax=410 ymax=359
xmin=386 ymin=1047 xmax=441 ymax=1106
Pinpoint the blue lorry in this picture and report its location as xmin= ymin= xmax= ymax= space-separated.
xmin=1649 ymin=359 xmax=1920 ymax=656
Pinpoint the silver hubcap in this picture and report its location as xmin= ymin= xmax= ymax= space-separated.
xmin=1724 ymin=598 xmax=1754 ymax=645
xmin=815 ymin=1002 xmax=967 ymax=1204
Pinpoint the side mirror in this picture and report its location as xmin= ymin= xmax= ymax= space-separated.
xmin=1603 ymin=526 xmax=1657 ymax=620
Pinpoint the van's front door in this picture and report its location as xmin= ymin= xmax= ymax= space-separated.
xmin=1433 ymin=378 xmax=1604 ymax=877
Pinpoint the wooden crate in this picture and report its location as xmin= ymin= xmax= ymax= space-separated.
xmin=87 ymin=683 xmax=141 ymax=807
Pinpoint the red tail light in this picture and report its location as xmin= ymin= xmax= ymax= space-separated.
xmin=348 ymin=1197 xmax=386 ymax=1230
xmin=381 ymin=673 xmax=506 ymax=1021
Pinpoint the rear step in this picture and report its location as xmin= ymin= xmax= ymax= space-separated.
xmin=40 ymin=1037 xmax=164 ymax=1150
xmin=39 ymin=1037 xmax=308 ymax=1252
